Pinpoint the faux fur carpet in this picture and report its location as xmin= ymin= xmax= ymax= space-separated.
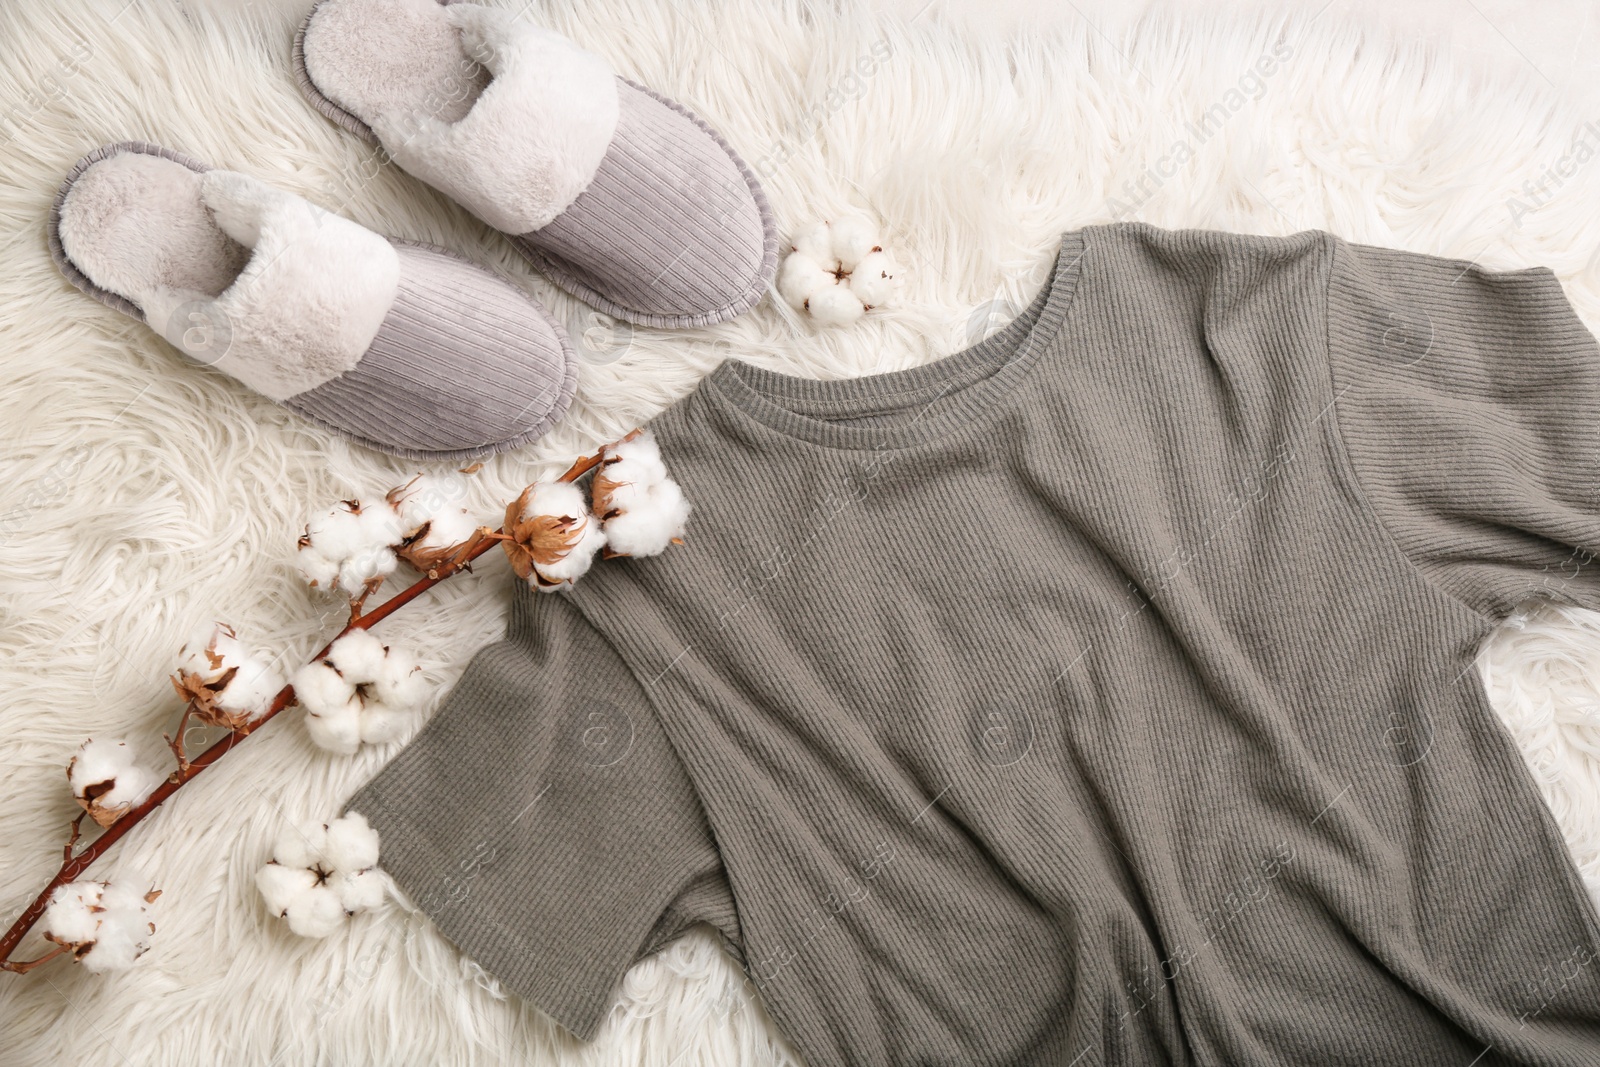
xmin=5 ymin=1 xmax=1600 ymax=1063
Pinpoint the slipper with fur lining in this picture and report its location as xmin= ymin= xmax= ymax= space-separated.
xmin=293 ymin=0 xmax=779 ymax=329
xmin=49 ymin=141 xmax=578 ymax=462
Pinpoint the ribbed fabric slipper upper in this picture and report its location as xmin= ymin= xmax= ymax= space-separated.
xmin=294 ymin=0 xmax=779 ymax=329
xmin=50 ymin=141 xmax=576 ymax=461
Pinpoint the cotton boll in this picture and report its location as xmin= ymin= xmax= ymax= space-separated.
xmin=414 ymin=506 xmax=479 ymax=553
xmin=388 ymin=474 xmax=484 ymax=575
xmin=603 ymin=429 xmax=669 ymax=485
xmin=296 ymin=549 xmax=340 ymax=589
xmin=830 ymin=216 xmax=882 ymax=270
xmin=258 ymin=811 xmax=383 ymax=938
xmin=790 ymin=221 xmax=837 ymax=269
xmin=292 ymin=660 xmax=359 ymax=716
xmin=806 ymin=281 xmax=866 ymax=326
xmin=356 ymin=503 xmax=404 ymax=549
xmin=81 ymin=897 xmax=152 ymax=973
xmin=603 ymin=479 xmax=692 ymax=557
xmin=305 ymin=703 xmax=363 ymax=755
xmin=332 ymin=869 xmax=385 ymax=913
xmin=41 ymin=883 xmax=102 ymax=946
xmin=255 ymin=863 xmax=318 ymax=916
xmin=370 ymin=648 xmax=425 ymax=708
xmin=298 ymin=500 xmax=402 ymax=597
xmin=298 ymin=632 xmax=426 ymax=752
xmin=272 ymin=821 xmax=330 ymax=872
xmin=531 ymin=515 xmax=606 ymax=588
xmin=776 ymin=251 xmax=837 ymax=311
xmin=525 ymin=480 xmax=588 ymax=523
xmin=326 ymin=628 xmax=389 ymax=680
xmin=41 ymin=879 xmax=157 ymax=972
xmin=219 ymin=656 xmax=285 ymax=719
xmin=323 ymin=813 xmax=381 ymax=872
xmin=302 ymin=503 xmax=366 ymax=561
xmin=79 ymin=883 xmax=156 ymax=973
xmin=68 ymin=738 xmax=159 ymax=827
xmin=505 ymin=480 xmax=606 ymax=591
xmin=848 ymin=251 xmax=897 ymax=308
xmin=336 ymin=546 xmax=398 ymax=595
xmin=173 ymin=623 xmax=285 ymax=729
xmin=285 ymin=885 xmax=347 ymax=939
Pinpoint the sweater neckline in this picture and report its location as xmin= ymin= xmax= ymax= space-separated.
xmin=703 ymin=230 xmax=1089 ymax=452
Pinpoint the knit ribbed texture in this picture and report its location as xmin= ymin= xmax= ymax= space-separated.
xmin=283 ymin=242 xmax=577 ymax=461
xmin=346 ymin=222 xmax=1600 ymax=1065
xmin=510 ymin=79 xmax=780 ymax=329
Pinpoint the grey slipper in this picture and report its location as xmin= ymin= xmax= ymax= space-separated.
xmin=294 ymin=0 xmax=779 ymax=330
xmin=49 ymin=142 xmax=577 ymax=462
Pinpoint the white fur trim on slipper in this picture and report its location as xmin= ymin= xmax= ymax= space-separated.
xmin=143 ymin=171 xmax=401 ymax=401
xmin=366 ymin=4 xmax=620 ymax=235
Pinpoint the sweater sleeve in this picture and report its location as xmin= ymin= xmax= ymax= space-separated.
xmin=340 ymin=581 xmax=740 ymax=1042
xmin=1324 ymin=233 xmax=1600 ymax=620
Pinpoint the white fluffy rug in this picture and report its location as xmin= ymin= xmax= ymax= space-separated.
xmin=6 ymin=0 xmax=1600 ymax=1063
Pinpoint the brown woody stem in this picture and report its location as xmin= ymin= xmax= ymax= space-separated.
xmin=0 ymin=529 xmax=501 ymax=972
xmin=1 ymin=945 xmax=67 ymax=974
xmin=0 ymin=448 xmax=604 ymax=973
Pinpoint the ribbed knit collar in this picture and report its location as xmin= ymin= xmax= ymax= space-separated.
xmin=704 ymin=230 xmax=1089 ymax=452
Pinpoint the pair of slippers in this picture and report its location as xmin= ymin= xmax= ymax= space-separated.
xmin=49 ymin=0 xmax=779 ymax=460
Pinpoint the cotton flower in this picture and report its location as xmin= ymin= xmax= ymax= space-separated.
xmin=776 ymin=252 xmax=839 ymax=310
xmin=590 ymin=429 xmax=691 ymax=558
xmin=292 ymin=628 xmax=425 ymax=755
xmin=777 ymin=217 xmax=897 ymax=325
xmin=66 ymin=738 xmax=161 ymax=829
xmin=501 ymin=480 xmax=607 ymax=590
xmin=805 ymin=282 xmax=867 ymax=326
xmin=41 ymin=879 xmax=160 ymax=973
xmin=170 ymin=622 xmax=284 ymax=731
xmin=256 ymin=812 xmax=384 ymax=938
xmin=387 ymin=474 xmax=485 ymax=578
xmin=789 ymin=220 xmax=839 ymax=270
xmin=296 ymin=498 xmax=404 ymax=599
xmin=829 ymin=216 xmax=883 ymax=271
xmin=848 ymin=250 xmax=897 ymax=308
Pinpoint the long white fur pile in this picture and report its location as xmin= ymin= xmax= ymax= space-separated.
xmin=4 ymin=1 xmax=1600 ymax=1064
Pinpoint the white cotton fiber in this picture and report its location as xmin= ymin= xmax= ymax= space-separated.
xmin=805 ymin=281 xmax=866 ymax=325
xmin=175 ymin=623 xmax=284 ymax=723
xmin=291 ymin=660 xmax=359 ymax=716
xmin=257 ymin=812 xmax=383 ymax=940
xmin=270 ymin=821 xmax=329 ymax=872
xmin=777 ymin=252 xmax=837 ymax=311
xmin=332 ymin=869 xmax=385 ymax=913
xmin=304 ymin=702 xmax=363 ymax=755
xmin=515 ymin=480 xmax=606 ymax=590
xmin=388 ymin=474 xmax=483 ymax=560
xmin=255 ymin=863 xmax=318 ymax=916
xmin=829 ymin=215 xmax=881 ymax=270
xmin=532 ymin=516 xmax=606 ymax=588
xmin=779 ymin=219 xmax=897 ymax=324
xmin=293 ymin=631 xmax=425 ymax=754
xmin=848 ymin=251 xmax=897 ymax=307
xmin=297 ymin=500 xmax=402 ymax=597
xmin=68 ymin=738 xmax=159 ymax=820
xmin=41 ymin=879 xmax=156 ymax=973
xmin=326 ymin=627 xmax=388 ymax=679
xmin=323 ymin=812 xmax=380 ymax=872
xmin=284 ymin=885 xmax=347 ymax=939
xmin=790 ymin=220 xmax=838 ymax=269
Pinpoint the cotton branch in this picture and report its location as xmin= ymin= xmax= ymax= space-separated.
xmin=0 ymin=450 xmax=602 ymax=973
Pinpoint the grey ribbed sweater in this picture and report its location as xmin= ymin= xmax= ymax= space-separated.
xmin=345 ymin=222 xmax=1600 ymax=1065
